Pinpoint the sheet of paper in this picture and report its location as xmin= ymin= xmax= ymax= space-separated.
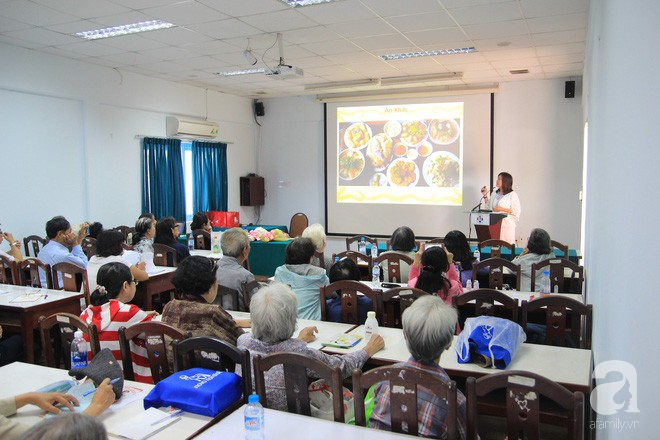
xmin=110 ymin=385 xmax=148 ymax=409
xmin=109 ymin=407 xmax=181 ymax=440
xmin=10 ymin=293 xmax=46 ymax=303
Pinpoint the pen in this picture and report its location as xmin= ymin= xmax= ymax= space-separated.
xmin=82 ymin=377 xmax=121 ymax=396
xmin=43 ymin=294 xmax=48 ymax=300
xmin=150 ymin=409 xmax=183 ymax=426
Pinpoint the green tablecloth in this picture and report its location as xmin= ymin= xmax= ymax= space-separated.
xmin=248 ymin=239 xmax=292 ymax=277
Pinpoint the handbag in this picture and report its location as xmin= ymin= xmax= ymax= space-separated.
xmin=455 ymin=316 xmax=526 ymax=369
xmin=308 ymin=379 xmax=354 ymax=423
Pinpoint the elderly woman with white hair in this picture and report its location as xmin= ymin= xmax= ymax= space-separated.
xmin=302 ymin=223 xmax=332 ymax=274
xmin=370 ymin=295 xmax=468 ymax=439
xmin=237 ymin=282 xmax=384 ymax=411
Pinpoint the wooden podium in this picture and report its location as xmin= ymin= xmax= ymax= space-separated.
xmin=470 ymin=211 xmax=508 ymax=242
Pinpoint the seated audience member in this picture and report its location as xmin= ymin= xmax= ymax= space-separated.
xmin=238 ymin=282 xmax=384 ymax=410
xmin=408 ymin=245 xmax=462 ymax=306
xmin=0 ymin=325 xmax=21 ymax=367
xmin=154 ymin=217 xmax=190 ymax=264
xmin=132 ymin=216 xmax=155 ymax=257
xmin=0 ymin=224 xmax=23 ymax=262
xmin=443 ymin=230 xmax=488 ymax=287
xmin=325 ymin=258 xmax=373 ymax=324
xmin=87 ymin=222 xmax=103 ymax=240
xmin=274 ymin=238 xmax=329 ymax=320
xmin=0 ymin=379 xmax=114 ymax=440
xmin=381 ymin=226 xmax=417 ymax=282
xmin=86 ymin=231 xmax=148 ymax=290
xmin=37 ymin=216 xmax=89 ymax=287
xmin=370 ymin=295 xmax=467 ymax=439
xmin=216 ymin=228 xmax=256 ymax=311
xmin=302 ymin=223 xmax=332 ymax=274
xmin=162 ymin=256 xmax=249 ymax=350
xmin=80 ymin=263 xmax=158 ymax=383
xmin=20 ymin=410 xmax=107 ymax=440
xmin=190 ymin=212 xmax=212 ymax=249
xmin=511 ymin=228 xmax=555 ymax=291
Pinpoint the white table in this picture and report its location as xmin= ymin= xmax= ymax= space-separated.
xmin=136 ymin=266 xmax=176 ymax=311
xmin=189 ymin=249 xmax=223 ymax=259
xmin=194 ymin=404 xmax=412 ymax=440
xmin=481 ymin=290 xmax=583 ymax=305
xmin=0 ymin=362 xmax=210 ymax=439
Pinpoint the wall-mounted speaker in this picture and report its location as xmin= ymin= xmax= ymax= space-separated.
xmin=565 ymin=80 xmax=575 ymax=98
xmin=240 ymin=176 xmax=265 ymax=206
xmin=254 ymin=101 xmax=265 ymax=116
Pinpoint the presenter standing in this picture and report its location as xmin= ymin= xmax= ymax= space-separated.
xmin=480 ymin=172 xmax=521 ymax=245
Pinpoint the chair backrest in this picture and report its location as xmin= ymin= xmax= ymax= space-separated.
xmin=0 ymin=255 xmax=19 ymax=285
xmin=452 ymin=288 xmax=519 ymax=330
xmin=425 ymin=238 xmax=444 ymax=245
xmin=530 ymin=258 xmax=584 ymax=294
xmin=173 ymin=336 xmax=252 ymax=401
xmin=479 ymin=239 xmax=515 ymax=259
xmin=19 ymin=257 xmax=52 ymax=289
xmin=345 ymin=235 xmax=378 ymax=252
xmin=551 ymin=240 xmax=570 ymax=260
xmin=466 ymin=370 xmax=584 ymax=440
xmin=253 ymin=351 xmax=344 ymax=422
xmin=385 ymin=239 xmax=421 ymax=251
xmin=319 ymin=280 xmax=379 ymax=324
xmin=240 ymin=279 xmax=268 ymax=312
xmin=39 ymin=312 xmax=100 ymax=369
xmin=118 ymin=321 xmax=187 ymax=383
xmin=374 ymin=252 xmax=414 ymax=283
xmin=472 ymin=258 xmax=521 ymax=290
xmin=111 ymin=225 xmax=131 ymax=241
xmin=192 ymin=229 xmax=211 ymax=250
xmin=121 ymin=242 xmax=134 ymax=251
xmin=332 ymin=251 xmax=372 ymax=280
xmin=52 ymin=262 xmax=90 ymax=307
xmin=81 ymin=237 xmax=97 ymax=260
xmin=153 ymin=243 xmax=178 ymax=267
xmin=353 ymin=365 xmax=458 ymax=439
xmin=216 ymin=284 xmax=240 ymax=311
xmin=289 ymin=213 xmax=309 ymax=238
xmin=23 ymin=235 xmax=48 ymax=258
xmin=380 ymin=287 xmax=428 ymax=328
xmin=521 ymin=296 xmax=592 ymax=349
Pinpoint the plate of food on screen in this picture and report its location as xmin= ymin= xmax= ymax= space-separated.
xmin=428 ymin=118 xmax=460 ymax=145
xmin=343 ymin=122 xmax=372 ymax=150
xmin=399 ymin=120 xmax=428 ymax=147
xmin=370 ymin=173 xmax=387 ymax=186
xmin=338 ymin=149 xmax=365 ymax=180
xmin=422 ymin=151 xmax=460 ymax=187
xmin=366 ymin=133 xmax=394 ymax=171
xmin=387 ymin=158 xmax=419 ymax=187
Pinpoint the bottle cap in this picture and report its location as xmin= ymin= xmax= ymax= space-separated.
xmin=74 ymin=330 xmax=83 ymax=339
xmin=543 ymin=270 xmax=550 ymax=275
xmin=248 ymin=394 xmax=260 ymax=403
xmin=367 ymin=311 xmax=376 ymax=318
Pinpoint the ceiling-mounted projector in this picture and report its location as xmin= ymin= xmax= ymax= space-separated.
xmin=266 ymin=65 xmax=304 ymax=79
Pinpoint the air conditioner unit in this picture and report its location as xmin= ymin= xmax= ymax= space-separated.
xmin=166 ymin=116 xmax=219 ymax=138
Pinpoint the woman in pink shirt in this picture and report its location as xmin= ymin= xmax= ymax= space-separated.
xmin=407 ymin=245 xmax=463 ymax=305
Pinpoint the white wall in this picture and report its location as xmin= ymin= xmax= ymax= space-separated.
xmin=583 ymin=0 xmax=659 ymax=437
xmin=0 ymin=43 xmax=258 ymax=242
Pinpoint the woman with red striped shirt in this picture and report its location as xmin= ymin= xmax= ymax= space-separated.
xmin=80 ymin=262 xmax=159 ymax=383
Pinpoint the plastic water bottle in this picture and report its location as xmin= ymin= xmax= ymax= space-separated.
xmin=364 ymin=311 xmax=379 ymax=339
xmin=473 ymin=280 xmax=480 ymax=290
xmin=244 ymin=393 xmax=264 ymax=440
xmin=127 ymin=232 xmax=133 ymax=246
xmin=358 ymin=237 xmax=366 ymax=254
xmin=372 ymin=262 xmax=381 ymax=288
xmin=187 ymin=233 xmax=195 ymax=251
xmin=473 ymin=246 xmax=480 ymax=262
xmin=540 ymin=270 xmax=551 ymax=294
xmin=334 ymin=256 xmax=340 ymax=264
xmin=465 ymin=279 xmax=473 ymax=291
xmin=371 ymin=245 xmax=378 ymax=259
xmin=70 ymin=330 xmax=88 ymax=369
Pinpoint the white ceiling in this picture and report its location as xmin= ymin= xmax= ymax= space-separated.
xmin=0 ymin=0 xmax=587 ymax=98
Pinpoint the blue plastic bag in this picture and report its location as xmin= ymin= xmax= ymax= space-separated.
xmin=455 ymin=316 xmax=526 ymax=369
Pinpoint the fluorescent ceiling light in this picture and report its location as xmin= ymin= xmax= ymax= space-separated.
xmin=304 ymin=78 xmax=380 ymax=91
xmin=74 ymin=20 xmax=174 ymax=40
xmin=380 ymin=72 xmax=462 ymax=86
xmin=216 ymin=68 xmax=266 ymax=77
xmin=380 ymin=47 xmax=476 ymax=61
xmin=279 ymin=0 xmax=342 ymax=6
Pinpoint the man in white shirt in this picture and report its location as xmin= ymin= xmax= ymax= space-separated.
xmin=37 ymin=216 xmax=89 ymax=286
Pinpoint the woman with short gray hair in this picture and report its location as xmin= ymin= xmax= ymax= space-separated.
xmin=511 ymin=227 xmax=555 ymax=291
xmin=370 ymin=296 xmax=468 ymax=438
xmin=238 ymin=282 xmax=384 ymax=411
xmin=20 ymin=412 xmax=107 ymax=440
xmin=302 ymin=223 xmax=332 ymax=273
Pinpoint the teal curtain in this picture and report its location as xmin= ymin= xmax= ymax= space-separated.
xmin=141 ymin=137 xmax=185 ymax=220
xmin=192 ymin=141 xmax=228 ymax=211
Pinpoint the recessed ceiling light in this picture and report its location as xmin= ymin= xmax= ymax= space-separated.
xmin=278 ymin=0 xmax=342 ymax=6
xmin=380 ymin=47 xmax=476 ymax=61
xmin=510 ymin=69 xmax=529 ymax=75
xmin=215 ymin=68 xmax=266 ymax=77
xmin=74 ymin=20 xmax=174 ymax=40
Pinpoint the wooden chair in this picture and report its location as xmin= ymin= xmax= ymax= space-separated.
xmin=153 ymin=243 xmax=178 ymax=267
xmin=0 ymin=255 xmax=19 ymax=285
xmin=471 ymin=258 xmax=521 ymax=291
xmin=19 ymin=258 xmax=52 ymax=289
xmin=288 ymin=212 xmax=309 ymax=237
xmin=521 ymin=296 xmax=592 ymax=349
xmin=253 ymin=352 xmax=345 ymax=422
xmin=332 ymin=251 xmax=372 ymax=280
xmin=215 ymin=284 xmax=240 ymax=311
xmin=373 ymin=252 xmax=414 ymax=283
xmin=313 ymin=250 xmax=325 ymax=269
xmin=319 ymin=280 xmax=379 ymax=325
xmin=81 ymin=237 xmax=97 ymax=260
xmin=23 ymin=235 xmax=48 ymax=258
xmin=121 ymin=242 xmax=134 ymax=251
xmin=39 ymin=312 xmax=100 ymax=369
xmin=530 ymin=258 xmax=584 ymax=294
xmin=452 ymin=288 xmax=519 ymax=330
xmin=345 ymin=235 xmax=378 ymax=253
xmin=381 ymin=287 xmax=428 ymax=328
xmin=240 ymin=279 xmax=268 ymax=312
xmin=353 ymin=365 xmax=459 ymax=439
xmin=192 ymin=229 xmax=211 ymax=250
xmin=425 ymin=237 xmax=444 ymax=245
xmin=551 ymin=240 xmax=570 ymax=260
xmin=118 ymin=321 xmax=187 ymax=383
xmin=479 ymin=239 xmax=515 ymax=259
xmin=385 ymin=239 xmax=421 ymax=251
xmin=111 ymin=225 xmax=131 ymax=241
xmin=52 ymin=262 xmax=90 ymax=308
xmin=466 ymin=371 xmax=584 ymax=440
